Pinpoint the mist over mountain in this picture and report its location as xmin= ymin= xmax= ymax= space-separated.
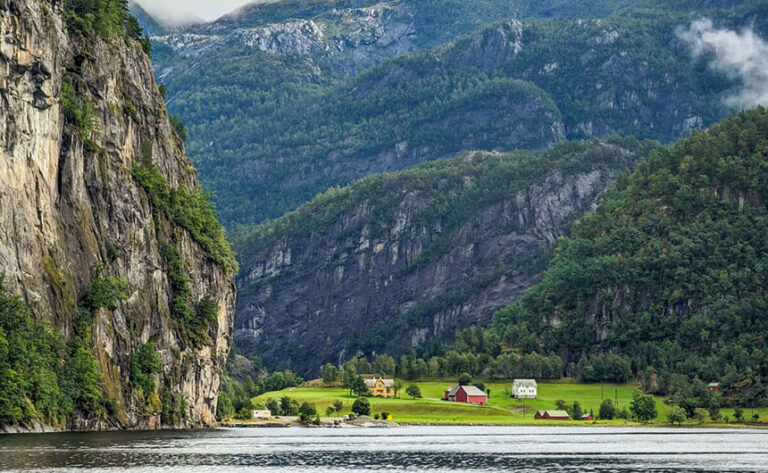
xmin=132 ymin=0 xmax=242 ymax=24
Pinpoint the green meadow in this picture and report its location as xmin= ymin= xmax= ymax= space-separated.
xmin=255 ymin=381 xmax=631 ymax=425
xmin=252 ymin=380 xmax=768 ymax=426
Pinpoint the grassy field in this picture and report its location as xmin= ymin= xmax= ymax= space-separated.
xmin=251 ymin=380 xmax=768 ymax=426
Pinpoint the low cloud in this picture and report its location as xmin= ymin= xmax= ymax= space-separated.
xmin=677 ymin=18 xmax=768 ymax=109
xmin=136 ymin=0 xmax=254 ymax=23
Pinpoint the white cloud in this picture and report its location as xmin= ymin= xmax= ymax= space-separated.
xmin=136 ymin=0 xmax=254 ymax=23
xmin=677 ymin=18 xmax=768 ymax=109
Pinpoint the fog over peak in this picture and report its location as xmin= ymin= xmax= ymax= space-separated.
xmin=135 ymin=0 xmax=255 ymax=23
xmin=678 ymin=18 xmax=768 ymax=109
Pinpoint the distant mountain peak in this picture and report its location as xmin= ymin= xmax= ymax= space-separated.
xmin=130 ymin=0 xmax=206 ymax=33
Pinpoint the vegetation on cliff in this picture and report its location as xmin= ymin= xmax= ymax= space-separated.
xmin=132 ymin=164 xmax=236 ymax=273
xmin=0 ymin=265 xmax=129 ymax=427
xmin=64 ymin=0 xmax=151 ymax=52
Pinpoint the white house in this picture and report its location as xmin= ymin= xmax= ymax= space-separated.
xmin=512 ymin=379 xmax=538 ymax=399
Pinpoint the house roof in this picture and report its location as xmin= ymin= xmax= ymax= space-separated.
xmin=513 ymin=379 xmax=537 ymax=387
xmin=544 ymin=410 xmax=570 ymax=418
xmin=459 ymin=385 xmax=487 ymax=397
xmin=365 ymin=377 xmax=395 ymax=388
xmin=708 ymin=382 xmax=721 ymax=387
xmin=445 ymin=385 xmax=461 ymax=396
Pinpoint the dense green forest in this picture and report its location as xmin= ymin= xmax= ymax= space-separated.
xmin=0 ymin=269 xmax=128 ymax=426
xmin=422 ymin=108 xmax=768 ymax=408
xmin=157 ymin=2 xmax=754 ymax=226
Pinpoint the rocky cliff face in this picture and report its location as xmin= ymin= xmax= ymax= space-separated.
xmin=234 ymin=139 xmax=650 ymax=375
xmin=155 ymin=2 xmax=416 ymax=76
xmin=0 ymin=0 xmax=234 ymax=430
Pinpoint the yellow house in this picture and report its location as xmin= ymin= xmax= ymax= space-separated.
xmin=365 ymin=377 xmax=395 ymax=397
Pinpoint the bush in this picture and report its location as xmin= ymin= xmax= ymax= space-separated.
xmin=298 ymin=402 xmax=317 ymax=423
xmin=708 ymin=401 xmax=721 ymax=421
xmin=130 ymin=343 xmax=162 ymax=395
xmin=217 ymin=391 xmax=235 ymax=420
xmin=169 ymin=114 xmax=188 ymax=141
xmin=570 ymin=401 xmax=584 ymax=420
xmin=458 ymin=373 xmax=472 ymax=386
xmin=734 ymin=407 xmax=744 ymax=421
xmin=160 ymin=388 xmax=188 ymax=425
xmin=381 ymin=411 xmax=390 ymax=420
xmin=630 ymin=391 xmax=657 ymax=423
xmin=123 ymin=103 xmax=138 ymax=121
xmin=322 ymin=363 xmax=339 ymax=384
xmin=599 ymin=399 xmax=617 ymax=420
xmin=265 ymin=398 xmax=282 ymax=416
xmin=280 ymin=396 xmax=299 ymax=416
xmin=693 ymin=408 xmax=708 ymax=424
xmin=667 ymin=406 xmax=687 ymax=425
xmin=352 ymin=398 xmax=371 ymax=416
xmin=617 ymin=406 xmax=631 ymax=420
xmin=406 ymin=384 xmax=421 ymax=399
xmin=80 ymin=265 xmax=127 ymax=313
xmin=60 ymin=76 xmax=95 ymax=146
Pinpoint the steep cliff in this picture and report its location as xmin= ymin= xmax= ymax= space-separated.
xmin=0 ymin=0 xmax=235 ymax=431
xmin=234 ymin=138 xmax=654 ymax=375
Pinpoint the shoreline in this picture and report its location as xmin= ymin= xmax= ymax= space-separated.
xmin=218 ymin=419 xmax=768 ymax=430
xmin=3 ymin=421 xmax=767 ymax=436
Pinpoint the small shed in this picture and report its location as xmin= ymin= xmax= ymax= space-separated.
xmin=252 ymin=410 xmax=272 ymax=420
xmin=444 ymin=385 xmax=487 ymax=405
xmin=512 ymin=379 xmax=538 ymax=399
xmin=581 ymin=413 xmax=594 ymax=421
xmin=456 ymin=386 xmax=488 ymax=405
xmin=708 ymin=382 xmax=721 ymax=392
xmin=534 ymin=410 xmax=570 ymax=421
xmin=444 ymin=385 xmax=461 ymax=401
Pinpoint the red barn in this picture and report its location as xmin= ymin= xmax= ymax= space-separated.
xmin=708 ymin=383 xmax=721 ymax=392
xmin=534 ymin=410 xmax=570 ymax=420
xmin=581 ymin=413 xmax=594 ymax=421
xmin=444 ymin=385 xmax=487 ymax=405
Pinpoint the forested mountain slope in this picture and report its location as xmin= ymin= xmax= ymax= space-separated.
xmin=146 ymin=1 xmax=768 ymax=225
xmin=234 ymin=138 xmax=654 ymax=375
xmin=0 ymin=0 xmax=234 ymax=431
xmin=484 ymin=108 xmax=768 ymax=400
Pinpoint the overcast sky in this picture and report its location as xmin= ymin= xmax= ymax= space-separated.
xmin=137 ymin=0 xmax=255 ymax=22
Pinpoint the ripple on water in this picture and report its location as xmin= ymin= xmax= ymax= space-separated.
xmin=0 ymin=426 xmax=767 ymax=472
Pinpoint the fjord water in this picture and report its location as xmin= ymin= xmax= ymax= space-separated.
xmin=1 ymin=426 xmax=766 ymax=472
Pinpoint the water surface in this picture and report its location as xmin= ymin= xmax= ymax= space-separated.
xmin=1 ymin=426 xmax=767 ymax=472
